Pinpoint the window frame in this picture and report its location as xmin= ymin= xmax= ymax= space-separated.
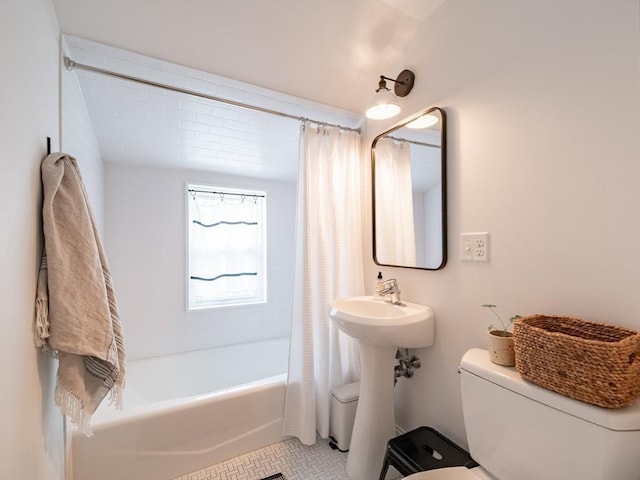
xmin=186 ymin=183 xmax=267 ymax=311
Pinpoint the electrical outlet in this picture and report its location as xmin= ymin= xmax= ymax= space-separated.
xmin=461 ymin=232 xmax=490 ymax=262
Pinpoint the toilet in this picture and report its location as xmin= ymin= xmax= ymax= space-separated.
xmin=405 ymin=348 xmax=640 ymax=480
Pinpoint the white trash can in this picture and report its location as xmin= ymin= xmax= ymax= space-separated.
xmin=329 ymin=381 xmax=360 ymax=451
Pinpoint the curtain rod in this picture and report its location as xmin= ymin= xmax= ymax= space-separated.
xmin=63 ymin=56 xmax=360 ymax=133
xmin=188 ymin=188 xmax=265 ymax=199
xmin=385 ymin=134 xmax=439 ymax=148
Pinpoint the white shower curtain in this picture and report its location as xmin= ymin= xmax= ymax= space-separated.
xmin=283 ymin=122 xmax=365 ymax=445
xmin=374 ymin=138 xmax=417 ymax=265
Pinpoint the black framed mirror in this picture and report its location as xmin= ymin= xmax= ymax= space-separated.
xmin=372 ymin=106 xmax=447 ymax=270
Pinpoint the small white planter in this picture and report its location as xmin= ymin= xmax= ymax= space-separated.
xmin=487 ymin=330 xmax=515 ymax=366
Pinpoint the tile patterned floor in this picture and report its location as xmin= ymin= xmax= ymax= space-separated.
xmin=173 ymin=436 xmax=351 ymax=480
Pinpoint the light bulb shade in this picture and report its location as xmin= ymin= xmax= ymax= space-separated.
xmin=365 ymin=88 xmax=401 ymax=120
xmin=405 ymin=114 xmax=439 ymax=129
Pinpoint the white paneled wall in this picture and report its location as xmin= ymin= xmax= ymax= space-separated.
xmin=105 ymin=162 xmax=296 ymax=360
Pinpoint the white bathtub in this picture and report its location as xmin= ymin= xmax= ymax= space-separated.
xmin=72 ymin=337 xmax=289 ymax=480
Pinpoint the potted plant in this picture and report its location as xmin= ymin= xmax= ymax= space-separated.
xmin=481 ymin=304 xmax=521 ymax=366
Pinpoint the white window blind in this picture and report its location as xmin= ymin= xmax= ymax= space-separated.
xmin=187 ymin=185 xmax=266 ymax=309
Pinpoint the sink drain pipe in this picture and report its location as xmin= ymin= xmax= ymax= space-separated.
xmin=395 ymin=348 xmax=421 ymax=385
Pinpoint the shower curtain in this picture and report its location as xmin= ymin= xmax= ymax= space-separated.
xmin=283 ymin=122 xmax=365 ymax=445
xmin=374 ymin=138 xmax=416 ymax=265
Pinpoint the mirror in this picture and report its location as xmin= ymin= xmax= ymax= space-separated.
xmin=372 ymin=106 xmax=447 ymax=270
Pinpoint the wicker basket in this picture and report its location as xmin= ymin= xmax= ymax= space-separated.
xmin=513 ymin=314 xmax=640 ymax=408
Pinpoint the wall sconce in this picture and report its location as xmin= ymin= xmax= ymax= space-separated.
xmin=365 ymin=69 xmax=415 ymax=120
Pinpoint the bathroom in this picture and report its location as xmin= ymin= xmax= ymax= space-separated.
xmin=1 ymin=1 xmax=639 ymax=479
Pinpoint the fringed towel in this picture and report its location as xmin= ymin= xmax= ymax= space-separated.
xmin=34 ymin=153 xmax=125 ymax=436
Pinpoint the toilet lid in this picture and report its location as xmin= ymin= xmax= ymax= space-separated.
xmin=405 ymin=466 xmax=479 ymax=480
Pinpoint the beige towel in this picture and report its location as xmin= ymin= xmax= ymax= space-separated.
xmin=35 ymin=153 xmax=125 ymax=436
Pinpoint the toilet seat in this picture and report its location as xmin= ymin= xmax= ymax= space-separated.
xmin=405 ymin=466 xmax=480 ymax=480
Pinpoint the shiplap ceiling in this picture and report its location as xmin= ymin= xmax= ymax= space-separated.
xmin=63 ymin=35 xmax=363 ymax=180
xmin=54 ymin=1 xmax=446 ymax=179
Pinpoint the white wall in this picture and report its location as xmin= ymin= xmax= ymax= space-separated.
xmin=423 ymin=185 xmax=442 ymax=268
xmin=0 ymin=1 xmax=63 ymax=478
xmin=364 ymin=1 xmax=640 ymax=447
xmin=0 ymin=4 xmax=106 ymax=477
xmin=105 ymin=162 xmax=296 ymax=360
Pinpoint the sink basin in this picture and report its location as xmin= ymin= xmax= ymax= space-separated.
xmin=329 ymin=295 xmax=435 ymax=348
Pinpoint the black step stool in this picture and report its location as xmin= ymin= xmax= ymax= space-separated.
xmin=379 ymin=426 xmax=478 ymax=479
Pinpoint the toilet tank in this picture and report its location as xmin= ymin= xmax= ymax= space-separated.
xmin=459 ymin=348 xmax=640 ymax=480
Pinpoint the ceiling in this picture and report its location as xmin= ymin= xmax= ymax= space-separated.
xmin=54 ymin=0 xmax=444 ymax=113
xmin=54 ymin=0 xmax=445 ymax=179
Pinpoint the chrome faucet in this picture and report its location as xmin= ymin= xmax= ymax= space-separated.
xmin=376 ymin=278 xmax=404 ymax=306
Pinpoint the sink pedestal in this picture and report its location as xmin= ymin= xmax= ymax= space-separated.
xmin=346 ymin=344 xmax=397 ymax=480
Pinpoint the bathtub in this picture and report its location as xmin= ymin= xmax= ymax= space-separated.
xmin=72 ymin=337 xmax=289 ymax=480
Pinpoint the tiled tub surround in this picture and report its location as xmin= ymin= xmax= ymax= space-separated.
xmin=72 ymin=338 xmax=289 ymax=480
xmin=63 ymin=34 xmax=359 ymax=181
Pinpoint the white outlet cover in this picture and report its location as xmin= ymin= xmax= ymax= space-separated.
xmin=460 ymin=232 xmax=490 ymax=262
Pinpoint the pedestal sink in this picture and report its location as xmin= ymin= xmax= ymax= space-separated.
xmin=329 ymin=296 xmax=435 ymax=480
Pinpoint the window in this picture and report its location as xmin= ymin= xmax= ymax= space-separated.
xmin=187 ymin=184 xmax=266 ymax=309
